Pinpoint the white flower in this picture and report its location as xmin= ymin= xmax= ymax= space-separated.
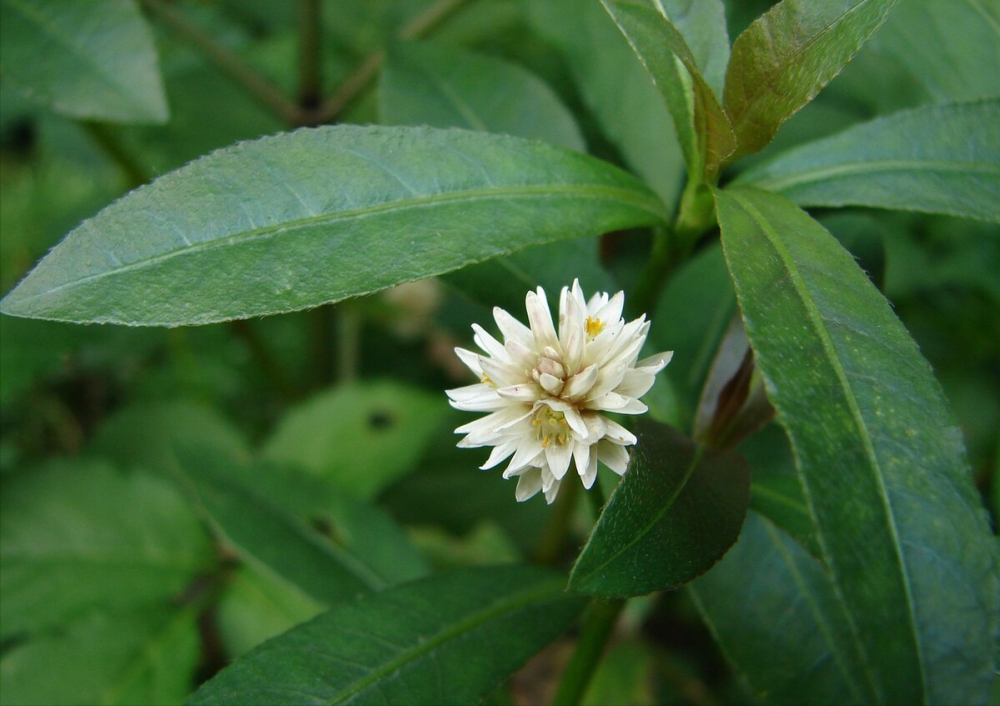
xmin=446 ymin=280 xmax=672 ymax=504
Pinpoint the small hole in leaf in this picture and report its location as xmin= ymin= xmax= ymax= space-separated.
xmin=368 ymin=411 xmax=394 ymax=429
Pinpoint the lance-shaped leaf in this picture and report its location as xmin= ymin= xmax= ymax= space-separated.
xmin=186 ymin=565 xmax=586 ymax=706
xmin=691 ymin=511 xmax=874 ymax=704
xmin=715 ymin=186 xmax=1000 ymax=704
xmin=569 ymin=420 xmax=750 ymax=597
xmin=735 ymin=98 xmax=1000 ymax=223
xmin=0 ymin=0 xmax=167 ymax=123
xmin=602 ymin=0 xmax=735 ymax=179
xmin=0 ymin=126 xmax=666 ymax=326
xmin=723 ymin=0 xmax=899 ymax=160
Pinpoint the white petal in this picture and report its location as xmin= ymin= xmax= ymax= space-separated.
xmin=544 ymin=477 xmax=562 ymax=504
xmin=586 ymin=290 xmax=608 ymax=315
xmin=495 ymin=407 xmax=535 ymax=431
xmin=515 ymin=470 xmax=543 ymax=501
xmin=559 ymin=284 xmax=586 ymax=372
xmin=585 ymin=362 xmax=629 ymax=403
xmin=615 ymin=397 xmax=649 ymax=414
xmin=454 ymin=347 xmax=483 ymax=376
xmin=599 ymin=441 xmax=630 ymax=475
xmin=446 ymin=382 xmax=494 ymax=402
xmin=603 ymin=419 xmax=637 ymax=446
xmin=526 ymin=288 xmax=559 ymax=352
xmin=545 ymin=440 xmax=574 ymax=480
xmin=455 ymin=405 xmax=528 ymax=436
xmin=562 ymin=364 xmax=599 ymax=400
xmin=497 ymin=383 xmax=544 ymax=402
xmin=493 ymin=306 xmax=533 ymax=348
xmin=505 ymin=338 xmax=537 ymax=370
xmin=614 ymin=370 xmax=656 ymax=399
xmin=538 ymin=373 xmax=564 ymax=395
xmin=479 ymin=356 xmax=523 ymax=388
xmin=506 ymin=435 xmax=545 ymax=474
xmin=635 ymin=351 xmax=673 ymax=374
xmin=580 ymin=451 xmax=599 ymax=489
xmin=589 ymin=391 xmax=647 ymax=414
xmin=563 ymin=406 xmax=589 ymax=439
xmin=572 ymin=441 xmax=591 ymax=477
xmin=472 ymin=323 xmax=509 ymax=362
xmin=582 ymin=412 xmax=607 ymax=439
xmin=448 ymin=394 xmax=508 ymax=412
xmin=593 ymin=290 xmax=624 ymax=325
xmin=480 ymin=439 xmax=519 ymax=470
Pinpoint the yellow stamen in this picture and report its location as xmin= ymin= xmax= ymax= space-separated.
xmin=585 ymin=316 xmax=606 ymax=337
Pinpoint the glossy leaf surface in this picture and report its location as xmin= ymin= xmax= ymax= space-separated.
xmin=691 ymin=511 xmax=871 ymax=704
xmin=0 ymin=0 xmax=167 ymax=123
xmin=186 ymin=565 xmax=585 ymax=705
xmin=723 ymin=0 xmax=899 ymax=160
xmin=602 ymin=0 xmax=735 ymax=178
xmin=736 ymin=98 xmax=1000 ymax=223
xmin=570 ymin=421 xmax=750 ymax=596
xmin=0 ymin=126 xmax=666 ymax=326
xmin=380 ymin=40 xmax=584 ymax=151
xmin=715 ymin=186 xmax=1000 ymax=704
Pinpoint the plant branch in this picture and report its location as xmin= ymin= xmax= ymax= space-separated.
xmin=312 ymin=0 xmax=476 ymax=122
xmin=140 ymin=0 xmax=301 ymax=125
xmin=551 ymin=599 xmax=625 ymax=706
xmin=298 ymin=0 xmax=323 ymax=111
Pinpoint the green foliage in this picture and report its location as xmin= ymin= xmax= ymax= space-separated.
xmin=737 ymin=98 xmax=1000 ymax=222
xmin=186 ymin=566 xmax=586 ymax=705
xmin=0 ymin=0 xmax=168 ymax=123
xmin=1 ymin=0 xmax=998 ymax=703
xmin=715 ymin=186 xmax=1000 ymax=703
xmin=570 ymin=421 xmax=749 ymax=596
xmin=0 ymin=126 xmax=666 ymax=325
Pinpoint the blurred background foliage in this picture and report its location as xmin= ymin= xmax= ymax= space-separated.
xmin=0 ymin=0 xmax=997 ymax=704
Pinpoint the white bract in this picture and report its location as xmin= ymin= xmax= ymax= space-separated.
xmin=446 ymin=280 xmax=672 ymax=504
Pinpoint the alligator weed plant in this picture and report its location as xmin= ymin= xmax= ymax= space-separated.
xmin=0 ymin=0 xmax=997 ymax=704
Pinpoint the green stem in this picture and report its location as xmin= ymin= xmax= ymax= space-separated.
xmin=337 ymin=305 xmax=361 ymax=384
xmin=140 ymin=0 xmax=301 ymax=124
xmin=298 ymin=0 xmax=322 ymax=112
xmin=312 ymin=0 xmax=477 ymax=122
xmin=631 ymin=225 xmax=673 ymax=318
xmin=551 ymin=599 xmax=626 ymax=706
xmin=82 ymin=122 xmax=148 ymax=188
xmin=532 ymin=477 xmax=580 ymax=565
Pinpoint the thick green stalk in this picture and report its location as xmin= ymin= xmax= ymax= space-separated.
xmin=551 ymin=599 xmax=626 ymax=706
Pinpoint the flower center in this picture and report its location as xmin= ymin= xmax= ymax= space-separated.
xmin=532 ymin=349 xmax=567 ymax=396
xmin=585 ymin=316 xmax=605 ymax=338
xmin=532 ymin=406 xmax=569 ymax=448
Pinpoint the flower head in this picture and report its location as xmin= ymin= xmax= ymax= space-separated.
xmin=446 ymin=280 xmax=672 ymax=504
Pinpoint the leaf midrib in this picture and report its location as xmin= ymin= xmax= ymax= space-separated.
xmin=748 ymin=159 xmax=999 ymax=192
xmin=5 ymin=183 xmax=664 ymax=306
xmin=727 ymin=188 xmax=926 ymax=701
xmin=326 ymin=580 xmax=565 ymax=703
xmin=2 ymin=0 xmax=150 ymax=114
xmin=575 ymin=443 xmax=706 ymax=582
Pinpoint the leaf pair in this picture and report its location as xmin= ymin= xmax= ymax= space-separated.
xmin=601 ymin=0 xmax=902 ymax=179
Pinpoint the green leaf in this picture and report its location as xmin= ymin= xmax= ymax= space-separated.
xmin=527 ymin=0 xmax=685 ymax=204
xmin=569 ymin=421 xmax=750 ymax=596
xmin=715 ymin=186 xmax=1000 ymax=703
xmin=0 ymin=0 xmax=168 ymax=123
xmin=601 ymin=0 xmax=735 ymax=179
xmin=0 ymin=606 xmax=201 ymax=706
xmin=0 ymin=460 xmax=212 ymax=639
xmin=723 ymin=0 xmax=899 ymax=160
xmin=186 ymin=565 xmax=586 ymax=706
xmin=442 ymin=237 xmax=616 ymax=336
xmin=736 ymin=98 xmax=1000 ymax=223
xmin=380 ymin=40 xmax=584 ymax=151
xmin=0 ymin=125 xmax=666 ymax=326
xmin=869 ymin=0 xmax=1000 ymax=104
xmin=690 ymin=511 xmax=873 ymax=704
xmin=173 ymin=447 xmax=389 ymax=606
xmin=263 ymin=380 xmax=446 ymax=499
xmin=216 ymin=565 xmax=325 ymax=659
